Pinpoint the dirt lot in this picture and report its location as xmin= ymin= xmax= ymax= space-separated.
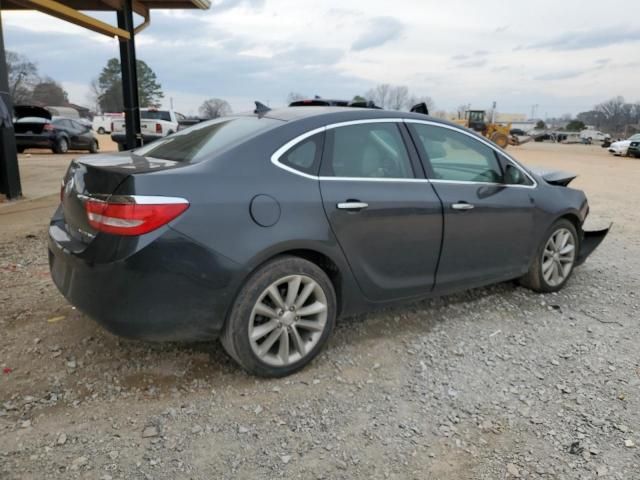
xmin=1 ymin=142 xmax=639 ymax=479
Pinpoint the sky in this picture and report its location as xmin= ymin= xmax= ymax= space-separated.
xmin=2 ymin=0 xmax=640 ymax=118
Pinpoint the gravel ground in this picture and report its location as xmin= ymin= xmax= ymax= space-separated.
xmin=1 ymin=142 xmax=639 ymax=479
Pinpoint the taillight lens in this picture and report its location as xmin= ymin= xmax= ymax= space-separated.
xmin=155 ymin=123 xmax=162 ymax=134
xmin=84 ymin=196 xmax=189 ymax=236
xmin=44 ymin=124 xmax=55 ymax=132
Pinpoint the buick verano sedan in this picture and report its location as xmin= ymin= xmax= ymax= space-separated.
xmin=49 ymin=107 xmax=608 ymax=376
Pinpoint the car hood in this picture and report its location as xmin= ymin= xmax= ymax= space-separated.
xmin=610 ymin=140 xmax=631 ymax=148
xmin=14 ymin=105 xmax=52 ymax=120
xmin=528 ymin=167 xmax=577 ymax=187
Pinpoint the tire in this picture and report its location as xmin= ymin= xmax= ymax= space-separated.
xmin=17 ymin=147 xmax=25 ymax=154
xmin=53 ymin=137 xmax=69 ymax=154
xmin=519 ymin=219 xmax=578 ymax=293
xmin=221 ymin=256 xmax=337 ymax=377
xmin=117 ymin=143 xmax=126 ymax=152
xmin=89 ymin=139 xmax=99 ymax=154
xmin=490 ymin=132 xmax=509 ymax=149
xmin=97 ymin=127 xmax=106 ymax=135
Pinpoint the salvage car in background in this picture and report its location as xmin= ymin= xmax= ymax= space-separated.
xmin=111 ymin=108 xmax=185 ymax=150
xmin=608 ymin=133 xmax=640 ymax=156
xmin=49 ymin=106 xmax=609 ymax=377
xmin=14 ymin=106 xmax=99 ymax=154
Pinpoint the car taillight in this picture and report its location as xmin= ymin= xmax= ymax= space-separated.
xmin=84 ymin=195 xmax=189 ymax=236
xmin=155 ymin=123 xmax=162 ymax=134
xmin=44 ymin=124 xmax=55 ymax=132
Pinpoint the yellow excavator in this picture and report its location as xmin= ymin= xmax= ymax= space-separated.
xmin=454 ymin=110 xmax=516 ymax=149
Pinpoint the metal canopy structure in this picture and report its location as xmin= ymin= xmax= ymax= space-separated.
xmin=0 ymin=0 xmax=210 ymax=200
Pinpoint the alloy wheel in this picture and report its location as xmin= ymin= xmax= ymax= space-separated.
xmin=248 ymin=274 xmax=328 ymax=367
xmin=541 ymin=227 xmax=576 ymax=287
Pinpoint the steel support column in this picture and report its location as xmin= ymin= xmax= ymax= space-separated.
xmin=117 ymin=0 xmax=141 ymax=150
xmin=0 ymin=9 xmax=22 ymax=199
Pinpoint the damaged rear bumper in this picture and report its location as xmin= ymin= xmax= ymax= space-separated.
xmin=576 ymin=225 xmax=611 ymax=266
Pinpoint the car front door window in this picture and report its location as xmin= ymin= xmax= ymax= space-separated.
xmin=410 ymin=123 xmax=503 ymax=183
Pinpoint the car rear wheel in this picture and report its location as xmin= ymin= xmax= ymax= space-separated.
xmin=89 ymin=139 xmax=99 ymax=154
xmin=221 ymin=256 xmax=336 ymax=377
xmin=520 ymin=219 xmax=578 ymax=292
xmin=53 ymin=138 xmax=69 ymax=154
xmin=97 ymin=127 xmax=106 ymax=134
xmin=17 ymin=147 xmax=25 ymax=154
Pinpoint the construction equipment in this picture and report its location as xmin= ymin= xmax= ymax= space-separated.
xmin=454 ymin=110 xmax=515 ymax=149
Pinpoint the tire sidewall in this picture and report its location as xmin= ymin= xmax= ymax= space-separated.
xmin=56 ymin=137 xmax=68 ymax=154
xmin=224 ymin=256 xmax=336 ymax=377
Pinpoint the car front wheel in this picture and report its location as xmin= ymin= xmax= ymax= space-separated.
xmin=221 ymin=256 xmax=336 ymax=377
xmin=520 ymin=219 xmax=578 ymax=292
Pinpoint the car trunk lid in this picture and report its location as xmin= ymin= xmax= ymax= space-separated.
xmin=61 ymin=152 xmax=184 ymax=244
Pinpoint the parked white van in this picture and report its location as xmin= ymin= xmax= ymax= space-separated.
xmin=580 ymin=129 xmax=610 ymax=143
xmin=92 ymin=113 xmax=124 ymax=134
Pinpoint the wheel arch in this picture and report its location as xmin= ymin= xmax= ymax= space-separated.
xmin=246 ymin=245 xmax=347 ymax=317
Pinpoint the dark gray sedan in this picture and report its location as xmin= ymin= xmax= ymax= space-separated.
xmin=49 ymin=107 xmax=608 ymax=377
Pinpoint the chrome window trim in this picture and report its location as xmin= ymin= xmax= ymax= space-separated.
xmin=404 ymin=119 xmax=538 ymax=189
xmin=270 ymin=117 xmax=538 ymax=188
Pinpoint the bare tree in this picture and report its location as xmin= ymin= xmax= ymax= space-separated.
xmin=31 ymin=78 xmax=68 ymax=106
xmin=387 ymin=85 xmax=409 ymax=110
xmin=6 ymin=51 xmax=39 ymax=104
xmin=365 ymin=84 xmax=392 ymax=109
xmin=286 ymin=92 xmax=306 ymax=104
xmin=199 ymin=98 xmax=232 ymax=119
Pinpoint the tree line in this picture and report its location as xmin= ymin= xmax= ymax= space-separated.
xmin=577 ymin=97 xmax=640 ymax=136
xmin=287 ymin=85 xmax=436 ymax=112
xmin=6 ymin=51 xmax=68 ymax=106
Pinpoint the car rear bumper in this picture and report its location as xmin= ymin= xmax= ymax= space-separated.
xmin=48 ymin=212 xmax=244 ymax=341
xmin=15 ymin=134 xmax=54 ymax=148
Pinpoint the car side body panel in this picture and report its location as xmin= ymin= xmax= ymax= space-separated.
xmin=48 ymin=108 xmax=606 ymax=343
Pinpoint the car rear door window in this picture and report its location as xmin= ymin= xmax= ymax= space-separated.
xmin=323 ymin=123 xmax=414 ymax=179
xmin=279 ymin=133 xmax=324 ymax=175
xmin=410 ymin=123 xmax=503 ymax=183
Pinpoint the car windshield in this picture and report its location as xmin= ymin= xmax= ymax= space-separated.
xmin=141 ymin=111 xmax=171 ymax=121
xmin=134 ymin=116 xmax=281 ymax=162
xmin=629 ymin=134 xmax=640 ymax=141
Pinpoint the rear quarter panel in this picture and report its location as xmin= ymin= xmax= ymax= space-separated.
xmin=122 ymin=124 xmax=363 ymax=317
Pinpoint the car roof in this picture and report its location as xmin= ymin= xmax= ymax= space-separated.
xmin=253 ymin=106 xmax=450 ymax=126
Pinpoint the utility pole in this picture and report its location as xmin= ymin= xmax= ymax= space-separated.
xmin=0 ymin=8 xmax=22 ymax=199
xmin=531 ymin=104 xmax=539 ymax=120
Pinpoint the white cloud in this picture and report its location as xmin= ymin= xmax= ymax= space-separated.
xmin=3 ymin=0 xmax=640 ymax=117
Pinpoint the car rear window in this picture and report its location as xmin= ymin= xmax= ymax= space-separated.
xmin=134 ymin=116 xmax=281 ymax=162
xmin=141 ymin=111 xmax=171 ymax=121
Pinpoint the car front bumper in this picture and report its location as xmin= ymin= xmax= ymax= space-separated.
xmin=48 ymin=211 xmax=244 ymax=341
xmin=608 ymin=146 xmax=627 ymax=155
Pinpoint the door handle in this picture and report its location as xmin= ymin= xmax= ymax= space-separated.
xmin=337 ymin=201 xmax=369 ymax=210
xmin=452 ymin=202 xmax=474 ymax=211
